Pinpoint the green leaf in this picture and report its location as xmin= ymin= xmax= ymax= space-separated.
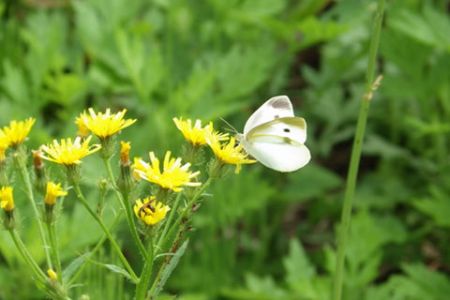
xmin=243 ymin=273 xmax=287 ymax=300
xmin=389 ymin=6 xmax=450 ymax=51
xmin=414 ymin=186 xmax=450 ymax=227
xmin=62 ymin=252 xmax=92 ymax=284
xmin=297 ymin=17 xmax=347 ymax=50
xmin=283 ymin=163 xmax=342 ymax=202
xmin=152 ymin=240 xmax=189 ymax=298
xmin=283 ymin=239 xmax=316 ymax=294
xmin=103 ymin=264 xmax=133 ymax=281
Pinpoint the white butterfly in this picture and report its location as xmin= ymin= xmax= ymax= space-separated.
xmin=238 ymin=95 xmax=311 ymax=172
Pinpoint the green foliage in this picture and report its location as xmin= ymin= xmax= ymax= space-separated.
xmin=1 ymin=0 xmax=450 ymax=299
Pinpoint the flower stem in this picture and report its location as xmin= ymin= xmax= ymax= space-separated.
xmin=332 ymin=1 xmax=386 ymax=300
xmin=158 ymin=177 xmax=212 ymax=256
xmin=14 ymin=149 xmax=52 ymax=269
xmin=46 ymin=220 xmax=62 ymax=282
xmin=8 ymin=229 xmax=47 ymax=282
xmin=67 ymin=211 xmax=124 ymax=286
xmin=71 ymin=181 xmax=139 ymax=283
xmin=135 ymin=235 xmax=154 ymax=300
xmin=155 ymin=192 xmax=183 ymax=253
xmin=102 ymin=157 xmax=148 ymax=260
xmin=148 ymin=177 xmax=213 ymax=296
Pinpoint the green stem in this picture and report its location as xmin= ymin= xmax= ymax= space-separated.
xmin=155 ymin=192 xmax=183 ymax=253
xmin=8 ymin=229 xmax=47 ymax=282
xmin=148 ymin=178 xmax=213 ymax=295
xmin=158 ymin=177 xmax=212 ymax=256
xmin=135 ymin=235 xmax=154 ymax=300
xmin=68 ymin=211 xmax=124 ymax=286
xmin=102 ymin=158 xmax=148 ymax=260
xmin=332 ymin=1 xmax=386 ymax=300
xmin=46 ymin=220 xmax=62 ymax=282
xmin=14 ymin=150 xmax=52 ymax=269
xmin=71 ymin=182 xmax=139 ymax=283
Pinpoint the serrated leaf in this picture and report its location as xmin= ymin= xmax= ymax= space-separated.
xmin=414 ymin=186 xmax=450 ymax=227
xmin=244 ymin=273 xmax=287 ymax=300
xmin=283 ymin=239 xmax=316 ymax=294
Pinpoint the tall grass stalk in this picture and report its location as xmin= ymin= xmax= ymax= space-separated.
xmin=332 ymin=1 xmax=386 ymax=299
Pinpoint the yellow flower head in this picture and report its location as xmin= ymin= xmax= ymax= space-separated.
xmin=133 ymin=151 xmax=201 ymax=192
xmin=207 ymin=134 xmax=256 ymax=174
xmin=45 ymin=182 xmax=68 ymax=205
xmin=134 ymin=196 xmax=170 ymax=226
xmin=76 ymin=108 xmax=136 ymax=139
xmin=40 ymin=136 xmax=101 ymax=166
xmin=1 ymin=118 xmax=35 ymax=146
xmin=173 ymin=117 xmax=228 ymax=146
xmin=0 ymin=186 xmax=14 ymax=212
xmin=0 ymin=132 xmax=8 ymax=161
xmin=120 ymin=141 xmax=131 ymax=166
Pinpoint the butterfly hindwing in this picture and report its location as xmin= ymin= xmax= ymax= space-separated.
xmin=245 ymin=117 xmax=307 ymax=145
xmin=242 ymin=138 xmax=311 ymax=172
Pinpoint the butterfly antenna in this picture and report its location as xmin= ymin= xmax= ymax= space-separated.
xmin=219 ymin=117 xmax=238 ymax=134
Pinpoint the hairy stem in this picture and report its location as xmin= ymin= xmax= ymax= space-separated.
xmin=46 ymin=220 xmax=62 ymax=282
xmin=135 ymin=235 xmax=154 ymax=300
xmin=14 ymin=149 xmax=52 ymax=269
xmin=71 ymin=181 xmax=139 ymax=283
xmin=8 ymin=229 xmax=47 ymax=282
xmin=103 ymin=158 xmax=148 ymax=260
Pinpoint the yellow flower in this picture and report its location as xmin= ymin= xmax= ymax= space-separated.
xmin=133 ymin=151 xmax=201 ymax=192
xmin=76 ymin=108 xmax=136 ymax=139
xmin=207 ymin=134 xmax=256 ymax=174
xmin=173 ymin=117 xmax=228 ymax=146
xmin=0 ymin=132 xmax=8 ymax=161
xmin=40 ymin=136 xmax=101 ymax=166
xmin=44 ymin=182 xmax=68 ymax=205
xmin=47 ymin=269 xmax=58 ymax=281
xmin=134 ymin=196 xmax=170 ymax=226
xmin=0 ymin=186 xmax=14 ymax=212
xmin=120 ymin=141 xmax=131 ymax=166
xmin=1 ymin=118 xmax=35 ymax=146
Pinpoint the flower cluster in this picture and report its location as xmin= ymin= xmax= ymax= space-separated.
xmin=0 ymin=106 xmax=270 ymax=300
xmin=173 ymin=117 xmax=255 ymax=173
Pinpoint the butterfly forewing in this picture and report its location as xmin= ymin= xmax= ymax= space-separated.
xmin=243 ymin=95 xmax=294 ymax=134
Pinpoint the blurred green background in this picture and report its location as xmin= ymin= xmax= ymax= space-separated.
xmin=1 ymin=0 xmax=450 ymax=299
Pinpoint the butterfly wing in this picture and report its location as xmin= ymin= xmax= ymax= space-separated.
xmin=246 ymin=117 xmax=307 ymax=144
xmin=243 ymin=95 xmax=294 ymax=135
xmin=242 ymin=138 xmax=311 ymax=172
xmin=242 ymin=117 xmax=311 ymax=172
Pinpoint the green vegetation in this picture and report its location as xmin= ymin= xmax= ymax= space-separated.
xmin=1 ymin=0 xmax=450 ymax=299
